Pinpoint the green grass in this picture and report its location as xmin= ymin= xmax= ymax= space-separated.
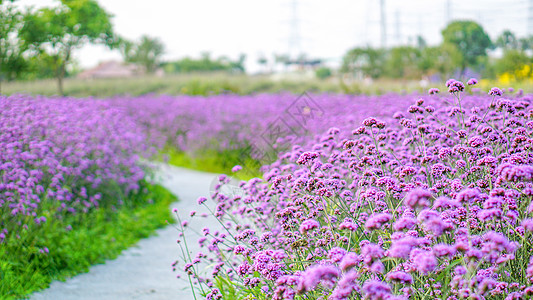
xmin=0 ymin=180 xmax=176 ymax=299
xmin=164 ymin=147 xmax=263 ymax=180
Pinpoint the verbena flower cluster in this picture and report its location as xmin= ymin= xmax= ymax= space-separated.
xmin=0 ymin=95 xmax=147 ymax=245
xmin=177 ymin=81 xmax=533 ymax=299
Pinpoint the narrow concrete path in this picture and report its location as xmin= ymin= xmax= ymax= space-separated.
xmin=31 ymin=165 xmax=221 ymax=300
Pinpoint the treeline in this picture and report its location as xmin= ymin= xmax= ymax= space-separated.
xmin=162 ymin=52 xmax=246 ymax=74
xmin=341 ymin=20 xmax=533 ymax=81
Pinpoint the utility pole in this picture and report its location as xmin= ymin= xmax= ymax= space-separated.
xmin=380 ymin=0 xmax=386 ymax=48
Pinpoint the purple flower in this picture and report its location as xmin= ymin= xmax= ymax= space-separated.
xmin=328 ymin=247 xmax=347 ymax=263
xmin=446 ymin=79 xmax=465 ymax=93
xmin=389 ymin=237 xmax=418 ymax=259
xmin=404 ymin=189 xmax=432 ymax=209
xmin=197 ymin=197 xmax=207 ymax=205
xmin=300 ymin=219 xmax=319 ymax=234
xmin=330 ymin=270 xmax=359 ymax=299
xmin=497 ymin=163 xmax=533 ymax=182
xmin=365 ymin=213 xmax=391 ymax=230
xmin=412 ymin=250 xmax=437 ymax=274
xmin=362 ymin=117 xmax=378 ymax=127
xmin=339 ymin=218 xmax=359 ymax=231
xmin=527 ymin=256 xmax=533 ymax=280
xmin=433 ymin=197 xmax=460 ymax=209
xmin=298 ymin=265 xmax=340 ymax=292
xmin=361 ymin=243 xmax=384 ymax=265
xmin=467 ymin=78 xmax=478 ymax=85
xmin=428 ymin=88 xmax=440 ymax=95
xmin=386 ymin=271 xmax=413 ymax=284
xmin=522 ymin=219 xmax=533 ymax=232
xmin=362 ymin=279 xmax=392 ymax=299
xmin=488 ymin=87 xmax=503 ymax=96
xmin=339 ymin=252 xmax=359 ymax=271
xmin=393 ymin=216 xmax=417 ymax=231
xmin=297 ymin=152 xmax=319 ymax=165
xmin=433 ymin=243 xmax=457 ymax=257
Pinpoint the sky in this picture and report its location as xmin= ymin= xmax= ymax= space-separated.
xmin=16 ymin=0 xmax=533 ymax=72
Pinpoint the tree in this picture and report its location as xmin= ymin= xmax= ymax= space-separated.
xmin=442 ymin=20 xmax=492 ymax=72
xmin=416 ymin=36 xmax=427 ymax=50
xmin=496 ymin=30 xmax=518 ymax=50
xmin=121 ymin=35 xmax=165 ymax=73
xmin=341 ymin=47 xmax=386 ymax=79
xmin=0 ymin=3 xmax=26 ymax=93
xmin=518 ymin=36 xmax=533 ymax=51
xmin=229 ymin=53 xmax=246 ymax=73
xmin=257 ymin=55 xmax=268 ymax=73
xmin=21 ymin=0 xmax=115 ymax=95
xmin=315 ymin=67 xmax=331 ymax=79
xmin=385 ymin=46 xmax=421 ymax=79
xmin=419 ymin=44 xmax=463 ymax=79
xmin=494 ymin=49 xmax=531 ymax=79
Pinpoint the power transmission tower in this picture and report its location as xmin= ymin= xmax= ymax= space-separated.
xmin=395 ymin=9 xmax=401 ymax=45
xmin=445 ymin=0 xmax=452 ymax=25
xmin=529 ymin=0 xmax=533 ymax=35
xmin=288 ymin=0 xmax=302 ymax=59
xmin=380 ymin=0 xmax=386 ymax=48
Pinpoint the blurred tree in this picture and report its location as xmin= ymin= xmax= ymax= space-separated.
xmin=496 ymin=30 xmax=519 ymax=50
xmin=21 ymin=52 xmax=60 ymax=80
xmin=315 ymin=66 xmax=331 ymax=79
xmin=518 ymin=36 xmax=533 ymax=51
xmin=0 ymin=3 xmax=26 ymax=93
xmin=494 ymin=49 xmax=531 ymax=79
xmin=257 ymin=55 xmax=268 ymax=73
xmin=341 ymin=47 xmax=386 ymax=79
xmin=273 ymin=53 xmax=290 ymax=71
xmin=385 ymin=46 xmax=421 ymax=78
xmin=229 ymin=54 xmax=246 ymax=73
xmin=20 ymin=0 xmax=115 ymax=95
xmin=442 ymin=20 xmax=492 ymax=73
xmin=163 ymin=54 xmax=245 ymax=74
xmin=121 ymin=35 xmax=165 ymax=73
xmin=419 ymin=44 xmax=463 ymax=79
xmin=416 ymin=36 xmax=427 ymax=50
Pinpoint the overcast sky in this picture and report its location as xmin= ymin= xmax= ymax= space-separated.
xmin=16 ymin=0 xmax=532 ymax=72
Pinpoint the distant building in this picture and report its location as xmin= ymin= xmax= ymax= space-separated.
xmin=77 ymin=61 xmax=144 ymax=79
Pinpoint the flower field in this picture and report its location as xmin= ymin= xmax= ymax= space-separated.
xmin=171 ymin=81 xmax=533 ymax=299
xmin=0 ymin=95 xmax=175 ymax=298
xmin=3 ymin=79 xmax=533 ymax=299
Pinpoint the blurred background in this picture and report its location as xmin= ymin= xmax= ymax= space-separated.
xmin=2 ymin=0 xmax=533 ymax=96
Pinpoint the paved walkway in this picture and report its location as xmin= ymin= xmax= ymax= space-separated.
xmin=32 ymin=165 xmax=220 ymax=300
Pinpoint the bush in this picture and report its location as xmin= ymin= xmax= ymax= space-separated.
xmin=315 ymin=67 xmax=332 ymax=80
